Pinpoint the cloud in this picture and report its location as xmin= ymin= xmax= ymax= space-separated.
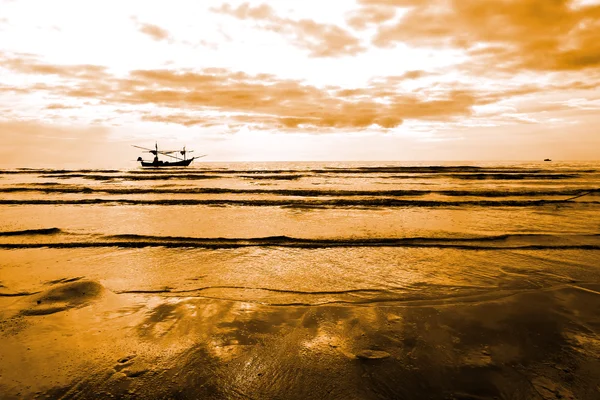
xmin=111 ymin=69 xmax=484 ymax=129
xmin=0 ymin=52 xmax=483 ymax=130
xmin=3 ymin=50 xmax=598 ymax=132
xmin=0 ymin=84 xmax=29 ymax=94
xmin=140 ymin=113 xmax=212 ymax=127
xmin=137 ymin=22 xmax=171 ymax=42
xmin=46 ymin=103 xmax=76 ymax=110
xmin=370 ymin=70 xmax=433 ymax=83
xmin=352 ymin=0 xmax=600 ymax=72
xmin=213 ymin=3 xmax=366 ymax=57
xmin=0 ymin=52 xmax=109 ymax=79
xmin=346 ymin=3 xmax=397 ymax=29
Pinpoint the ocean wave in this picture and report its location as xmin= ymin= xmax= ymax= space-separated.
xmin=324 ymin=166 xmax=596 ymax=174
xmin=3 ymin=166 xmax=597 ymax=180
xmin=1 ymin=233 xmax=599 ymax=249
xmin=0 ymin=228 xmax=62 ymax=236
xmin=0 ymin=198 xmax=597 ymax=207
xmin=40 ymin=173 xmax=221 ymax=181
xmin=449 ymin=173 xmax=580 ymax=180
xmin=115 ymin=285 xmax=383 ymax=296
xmin=239 ymin=174 xmax=306 ymax=180
xmin=104 ymin=166 xmax=600 ymax=174
xmin=0 ymin=169 xmax=120 ymax=174
xmin=36 ymin=172 xmax=587 ymax=181
xmin=1 ymin=186 xmax=597 ymax=198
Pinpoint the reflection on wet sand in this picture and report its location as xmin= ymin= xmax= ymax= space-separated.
xmin=1 ymin=280 xmax=599 ymax=399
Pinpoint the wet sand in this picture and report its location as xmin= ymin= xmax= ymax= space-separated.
xmin=2 ymin=278 xmax=600 ymax=399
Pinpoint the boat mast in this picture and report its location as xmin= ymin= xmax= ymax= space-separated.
xmin=153 ymin=142 xmax=159 ymax=164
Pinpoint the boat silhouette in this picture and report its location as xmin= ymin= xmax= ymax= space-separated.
xmin=134 ymin=143 xmax=206 ymax=167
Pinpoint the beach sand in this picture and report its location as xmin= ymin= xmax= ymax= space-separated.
xmin=2 ymin=273 xmax=600 ymax=399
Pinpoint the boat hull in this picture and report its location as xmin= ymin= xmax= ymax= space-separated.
xmin=140 ymin=158 xmax=194 ymax=167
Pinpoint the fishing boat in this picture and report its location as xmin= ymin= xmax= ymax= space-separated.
xmin=134 ymin=143 xmax=206 ymax=167
xmin=544 ymin=158 xmax=552 ymax=162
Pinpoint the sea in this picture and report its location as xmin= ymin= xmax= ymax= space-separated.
xmin=1 ymin=161 xmax=600 ymax=399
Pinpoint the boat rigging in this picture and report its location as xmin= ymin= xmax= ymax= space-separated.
xmin=133 ymin=143 xmax=206 ymax=167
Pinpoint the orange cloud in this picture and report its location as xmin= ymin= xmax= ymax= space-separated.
xmin=3 ymin=60 xmax=478 ymax=129
xmin=213 ymin=3 xmax=365 ymax=57
xmin=0 ymin=52 xmax=109 ymax=79
xmin=0 ymin=84 xmax=29 ymax=94
xmin=3 ymin=51 xmax=598 ymax=132
xmin=46 ymin=103 xmax=76 ymax=110
xmin=353 ymin=0 xmax=600 ymax=72
xmin=346 ymin=3 xmax=396 ymax=29
xmin=140 ymin=113 xmax=211 ymax=127
xmin=138 ymin=22 xmax=171 ymax=42
xmin=110 ymin=68 xmax=482 ymax=129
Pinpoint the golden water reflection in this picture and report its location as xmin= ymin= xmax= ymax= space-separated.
xmin=2 ymin=280 xmax=599 ymax=399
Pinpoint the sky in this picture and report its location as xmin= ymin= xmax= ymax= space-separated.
xmin=1 ymin=0 xmax=600 ymax=166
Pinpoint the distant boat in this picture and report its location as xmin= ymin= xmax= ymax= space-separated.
xmin=133 ymin=143 xmax=206 ymax=167
xmin=544 ymin=158 xmax=552 ymax=162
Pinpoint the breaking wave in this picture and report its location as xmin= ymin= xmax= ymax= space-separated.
xmin=38 ymin=172 xmax=584 ymax=181
xmin=0 ymin=228 xmax=62 ymax=236
xmin=1 ymin=198 xmax=597 ymax=207
xmin=40 ymin=173 xmax=221 ymax=181
xmin=1 ymin=232 xmax=599 ymax=249
xmin=1 ymin=186 xmax=598 ymax=198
